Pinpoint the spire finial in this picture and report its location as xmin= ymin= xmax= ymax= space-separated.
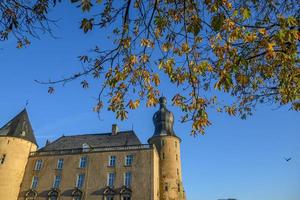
xmin=159 ymin=96 xmax=167 ymax=109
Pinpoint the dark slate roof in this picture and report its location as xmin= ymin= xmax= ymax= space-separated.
xmin=39 ymin=131 xmax=141 ymax=151
xmin=0 ymin=109 xmax=37 ymax=145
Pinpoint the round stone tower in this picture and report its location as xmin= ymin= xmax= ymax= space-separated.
xmin=0 ymin=109 xmax=37 ymax=200
xmin=148 ymin=97 xmax=185 ymax=200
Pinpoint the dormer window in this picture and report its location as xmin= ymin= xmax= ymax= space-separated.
xmin=21 ymin=130 xmax=26 ymax=136
xmin=82 ymin=143 xmax=90 ymax=152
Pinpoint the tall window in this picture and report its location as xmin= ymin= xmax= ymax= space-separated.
xmin=34 ymin=160 xmax=42 ymax=171
xmin=125 ymin=155 xmax=133 ymax=166
xmin=53 ymin=175 xmax=61 ymax=188
xmin=79 ymin=156 xmax=87 ymax=168
xmin=31 ymin=176 xmax=38 ymax=189
xmin=0 ymin=154 xmax=6 ymax=164
xmin=76 ymin=174 xmax=85 ymax=188
xmin=109 ymin=155 xmax=116 ymax=167
xmin=57 ymin=158 xmax=64 ymax=169
xmin=124 ymin=172 xmax=132 ymax=187
xmin=107 ymin=173 xmax=115 ymax=187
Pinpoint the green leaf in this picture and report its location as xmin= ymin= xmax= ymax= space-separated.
xmin=80 ymin=18 xmax=94 ymax=33
xmin=211 ymin=13 xmax=225 ymax=31
xmin=242 ymin=7 xmax=251 ymax=20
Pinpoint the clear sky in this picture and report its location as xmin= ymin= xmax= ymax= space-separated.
xmin=0 ymin=3 xmax=299 ymax=200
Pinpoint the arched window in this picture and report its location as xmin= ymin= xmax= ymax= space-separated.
xmin=48 ymin=188 xmax=60 ymax=200
xmin=25 ymin=189 xmax=37 ymax=200
xmin=72 ymin=188 xmax=83 ymax=200
xmin=103 ymin=186 xmax=116 ymax=200
xmin=120 ymin=186 xmax=132 ymax=200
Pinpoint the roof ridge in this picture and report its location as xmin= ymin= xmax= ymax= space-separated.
xmin=58 ymin=130 xmax=135 ymax=137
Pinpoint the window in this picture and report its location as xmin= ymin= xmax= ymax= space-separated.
xmin=79 ymin=156 xmax=87 ymax=168
xmin=177 ymin=168 xmax=179 ymax=175
xmin=107 ymin=173 xmax=115 ymax=187
xmin=72 ymin=188 xmax=83 ymax=200
xmin=48 ymin=189 xmax=59 ymax=200
xmin=178 ymin=183 xmax=181 ymax=192
xmin=105 ymin=196 xmax=114 ymax=200
xmin=53 ymin=175 xmax=61 ymax=188
xmin=57 ymin=158 xmax=64 ymax=169
xmin=164 ymin=183 xmax=168 ymax=191
xmin=49 ymin=196 xmax=58 ymax=200
xmin=25 ymin=189 xmax=37 ymax=200
xmin=125 ymin=155 xmax=133 ymax=166
xmin=161 ymin=140 xmax=165 ymax=146
xmin=21 ymin=130 xmax=26 ymax=136
xmin=34 ymin=160 xmax=42 ymax=171
xmin=76 ymin=174 xmax=85 ymax=188
xmin=109 ymin=155 xmax=116 ymax=167
xmin=0 ymin=154 xmax=6 ymax=164
xmin=176 ymin=154 xmax=178 ymax=161
xmin=31 ymin=176 xmax=38 ymax=189
xmin=123 ymin=197 xmax=131 ymax=200
xmin=175 ymin=141 xmax=177 ymax=148
xmin=124 ymin=172 xmax=132 ymax=187
xmin=82 ymin=143 xmax=90 ymax=152
xmin=162 ymin=153 xmax=165 ymax=160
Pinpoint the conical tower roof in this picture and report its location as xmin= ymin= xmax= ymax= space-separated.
xmin=0 ymin=109 xmax=37 ymax=145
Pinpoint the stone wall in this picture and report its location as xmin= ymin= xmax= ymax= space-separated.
xmin=0 ymin=136 xmax=37 ymax=200
xmin=18 ymin=147 xmax=158 ymax=200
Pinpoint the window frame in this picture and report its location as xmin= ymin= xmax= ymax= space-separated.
xmin=53 ymin=175 xmax=62 ymax=189
xmin=76 ymin=174 xmax=85 ymax=188
xmin=57 ymin=158 xmax=64 ymax=170
xmin=124 ymin=172 xmax=132 ymax=187
xmin=31 ymin=176 xmax=39 ymax=189
xmin=79 ymin=156 xmax=87 ymax=168
xmin=109 ymin=155 xmax=116 ymax=167
xmin=125 ymin=155 xmax=133 ymax=166
xmin=34 ymin=160 xmax=43 ymax=171
xmin=107 ymin=172 xmax=115 ymax=187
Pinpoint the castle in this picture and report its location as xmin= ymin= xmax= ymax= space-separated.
xmin=0 ymin=97 xmax=186 ymax=200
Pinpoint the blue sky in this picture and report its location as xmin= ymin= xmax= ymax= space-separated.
xmin=0 ymin=3 xmax=299 ymax=200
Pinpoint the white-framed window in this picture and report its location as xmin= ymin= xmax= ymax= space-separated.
xmin=57 ymin=158 xmax=64 ymax=169
xmin=79 ymin=156 xmax=87 ymax=168
xmin=107 ymin=173 xmax=115 ymax=187
xmin=124 ymin=172 xmax=132 ymax=187
xmin=34 ymin=160 xmax=42 ymax=171
xmin=125 ymin=155 xmax=133 ymax=166
xmin=109 ymin=155 xmax=116 ymax=167
xmin=31 ymin=176 xmax=38 ymax=189
xmin=53 ymin=175 xmax=61 ymax=188
xmin=82 ymin=143 xmax=90 ymax=152
xmin=76 ymin=174 xmax=85 ymax=188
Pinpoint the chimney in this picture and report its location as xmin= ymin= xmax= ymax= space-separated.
xmin=112 ymin=124 xmax=118 ymax=135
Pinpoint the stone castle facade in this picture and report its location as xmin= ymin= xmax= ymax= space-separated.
xmin=0 ymin=97 xmax=186 ymax=200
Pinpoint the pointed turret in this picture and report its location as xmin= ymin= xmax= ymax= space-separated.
xmin=0 ymin=109 xmax=38 ymax=200
xmin=0 ymin=109 xmax=37 ymax=145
